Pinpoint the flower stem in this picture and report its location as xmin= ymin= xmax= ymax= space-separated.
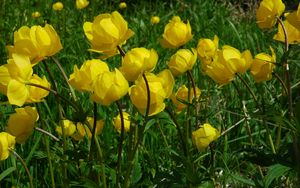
xmin=115 ymin=101 xmax=125 ymax=187
xmin=10 ymin=149 xmax=33 ymax=188
xmin=236 ymin=73 xmax=259 ymax=108
xmin=34 ymin=127 xmax=60 ymax=142
xmin=117 ymin=45 xmax=126 ymax=57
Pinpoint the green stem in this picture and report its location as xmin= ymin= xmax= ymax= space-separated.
xmin=115 ymin=101 xmax=125 ymax=187
xmin=236 ymin=74 xmax=259 ymax=108
xmin=51 ymin=57 xmax=77 ymax=102
xmin=123 ymin=73 xmax=150 ymax=188
xmin=34 ymin=127 xmax=59 ymax=142
xmin=94 ymin=136 xmax=107 ymax=188
xmin=89 ymin=102 xmax=98 ymax=160
xmin=10 ymin=149 xmax=34 ymax=188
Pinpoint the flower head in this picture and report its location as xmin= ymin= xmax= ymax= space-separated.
xmin=250 ymin=47 xmax=276 ymax=83
xmin=72 ymin=117 xmax=104 ymax=140
xmin=92 ymin=68 xmax=129 ymax=106
xmin=32 ymin=11 xmax=41 ymax=18
xmin=83 ymin=11 xmax=134 ymax=58
xmin=56 ymin=120 xmax=76 ymax=137
xmin=273 ymin=20 xmax=300 ymax=44
xmin=160 ymin=16 xmax=192 ymax=48
xmin=151 ymin=16 xmax=160 ymax=25
xmin=113 ymin=112 xmax=131 ymax=133
xmin=129 ymin=73 xmax=167 ymax=116
xmin=286 ymin=4 xmax=300 ymax=31
xmin=119 ymin=2 xmax=127 ymax=9
xmin=7 ymin=24 xmax=62 ymax=64
xmin=167 ymin=48 xmax=197 ymax=76
xmin=52 ymin=2 xmax=64 ymax=11
xmin=192 ymin=123 xmax=220 ymax=151
xmin=7 ymin=106 xmax=39 ymax=144
xmin=69 ymin=59 xmax=109 ymax=91
xmin=0 ymin=132 xmax=16 ymax=161
xmin=120 ymin=48 xmax=158 ymax=81
xmin=256 ymin=0 xmax=285 ymax=29
xmin=197 ymin=35 xmax=219 ymax=71
xmin=76 ymin=0 xmax=89 ymax=9
xmin=171 ymin=85 xmax=201 ymax=112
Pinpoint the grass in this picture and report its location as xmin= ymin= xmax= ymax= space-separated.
xmin=0 ymin=0 xmax=300 ymax=187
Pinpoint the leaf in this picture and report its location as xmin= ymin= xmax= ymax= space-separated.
xmin=131 ymin=160 xmax=142 ymax=185
xmin=0 ymin=167 xmax=16 ymax=181
xmin=264 ymin=164 xmax=291 ymax=188
xmin=197 ymin=180 xmax=215 ymax=188
xmin=144 ymin=119 xmax=156 ymax=133
xmin=230 ymin=173 xmax=256 ymax=186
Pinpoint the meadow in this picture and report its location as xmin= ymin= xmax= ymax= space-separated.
xmin=0 ymin=0 xmax=300 ymax=187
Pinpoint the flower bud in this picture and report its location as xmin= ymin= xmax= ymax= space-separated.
xmin=92 ymin=69 xmax=129 ymax=106
xmin=160 ymin=16 xmax=192 ymax=48
xmin=192 ymin=123 xmax=220 ymax=151
xmin=171 ymin=85 xmax=201 ymax=112
xmin=113 ymin=112 xmax=131 ymax=133
xmin=52 ymin=2 xmax=64 ymax=11
xmin=56 ymin=120 xmax=76 ymax=137
xmin=167 ymin=48 xmax=197 ymax=76
xmin=120 ymin=48 xmax=158 ymax=81
xmin=76 ymin=0 xmax=89 ymax=9
xmin=0 ymin=132 xmax=16 ymax=161
xmin=151 ymin=16 xmax=160 ymax=25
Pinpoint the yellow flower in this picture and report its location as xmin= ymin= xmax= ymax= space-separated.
xmin=197 ymin=35 xmax=219 ymax=71
xmin=157 ymin=69 xmax=174 ymax=98
xmin=250 ymin=47 xmax=276 ymax=83
xmin=32 ymin=11 xmax=41 ymax=18
xmin=256 ymin=0 xmax=285 ymax=29
xmin=273 ymin=20 xmax=300 ymax=44
xmin=69 ymin=59 xmax=109 ymax=91
xmin=56 ymin=120 xmax=76 ymax=137
xmin=120 ymin=48 xmax=158 ymax=81
xmin=8 ymin=24 xmax=62 ymax=65
xmin=129 ymin=73 xmax=167 ymax=116
xmin=6 ymin=106 xmax=39 ymax=144
xmin=52 ymin=2 xmax=63 ymax=11
xmin=113 ymin=112 xmax=131 ymax=133
xmin=83 ymin=11 xmax=134 ymax=58
xmin=119 ymin=2 xmax=127 ymax=9
xmin=0 ymin=132 xmax=16 ymax=161
xmin=76 ymin=0 xmax=89 ymax=10
xmin=72 ymin=117 xmax=104 ymax=140
xmin=171 ymin=85 xmax=201 ymax=112
xmin=205 ymin=50 xmax=236 ymax=85
xmin=220 ymin=45 xmax=253 ymax=74
xmin=0 ymin=54 xmax=50 ymax=106
xmin=160 ymin=16 xmax=193 ymax=48
xmin=92 ymin=69 xmax=129 ymax=106
xmin=151 ymin=16 xmax=160 ymax=25
xmin=286 ymin=4 xmax=300 ymax=31
xmin=192 ymin=123 xmax=220 ymax=151
xmin=167 ymin=48 xmax=197 ymax=76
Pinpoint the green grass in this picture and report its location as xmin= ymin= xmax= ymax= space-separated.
xmin=0 ymin=0 xmax=300 ymax=187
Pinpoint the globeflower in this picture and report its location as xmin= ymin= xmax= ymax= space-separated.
xmin=171 ymin=85 xmax=201 ymax=112
xmin=196 ymin=35 xmax=219 ymax=71
xmin=250 ymin=47 xmax=276 ymax=83
xmin=157 ymin=69 xmax=174 ymax=98
xmin=56 ymin=120 xmax=76 ymax=137
xmin=119 ymin=2 xmax=127 ymax=9
xmin=256 ymin=0 xmax=285 ymax=29
xmin=6 ymin=106 xmax=39 ymax=144
xmin=129 ymin=73 xmax=167 ymax=116
xmin=286 ymin=4 xmax=300 ymax=31
xmin=0 ymin=54 xmax=51 ymax=106
xmin=76 ymin=0 xmax=89 ymax=9
xmin=69 ymin=59 xmax=109 ymax=91
xmin=7 ymin=24 xmax=63 ymax=65
xmin=0 ymin=132 xmax=16 ymax=161
xmin=205 ymin=50 xmax=236 ymax=85
xmin=219 ymin=45 xmax=253 ymax=74
xmin=151 ymin=16 xmax=160 ymax=25
xmin=192 ymin=123 xmax=220 ymax=151
xmin=72 ymin=117 xmax=104 ymax=140
xmin=32 ymin=11 xmax=41 ymax=18
xmin=52 ymin=2 xmax=64 ymax=11
xmin=91 ymin=68 xmax=129 ymax=106
xmin=120 ymin=48 xmax=158 ymax=81
xmin=273 ymin=20 xmax=300 ymax=44
xmin=83 ymin=11 xmax=134 ymax=58
xmin=160 ymin=16 xmax=192 ymax=48
xmin=113 ymin=112 xmax=131 ymax=133
xmin=167 ymin=48 xmax=197 ymax=76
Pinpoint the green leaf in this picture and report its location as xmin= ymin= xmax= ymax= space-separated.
xmin=131 ymin=160 xmax=142 ymax=185
xmin=0 ymin=166 xmax=16 ymax=181
xmin=230 ymin=173 xmax=256 ymax=186
xmin=197 ymin=180 xmax=215 ymax=188
xmin=264 ymin=164 xmax=291 ymax=188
